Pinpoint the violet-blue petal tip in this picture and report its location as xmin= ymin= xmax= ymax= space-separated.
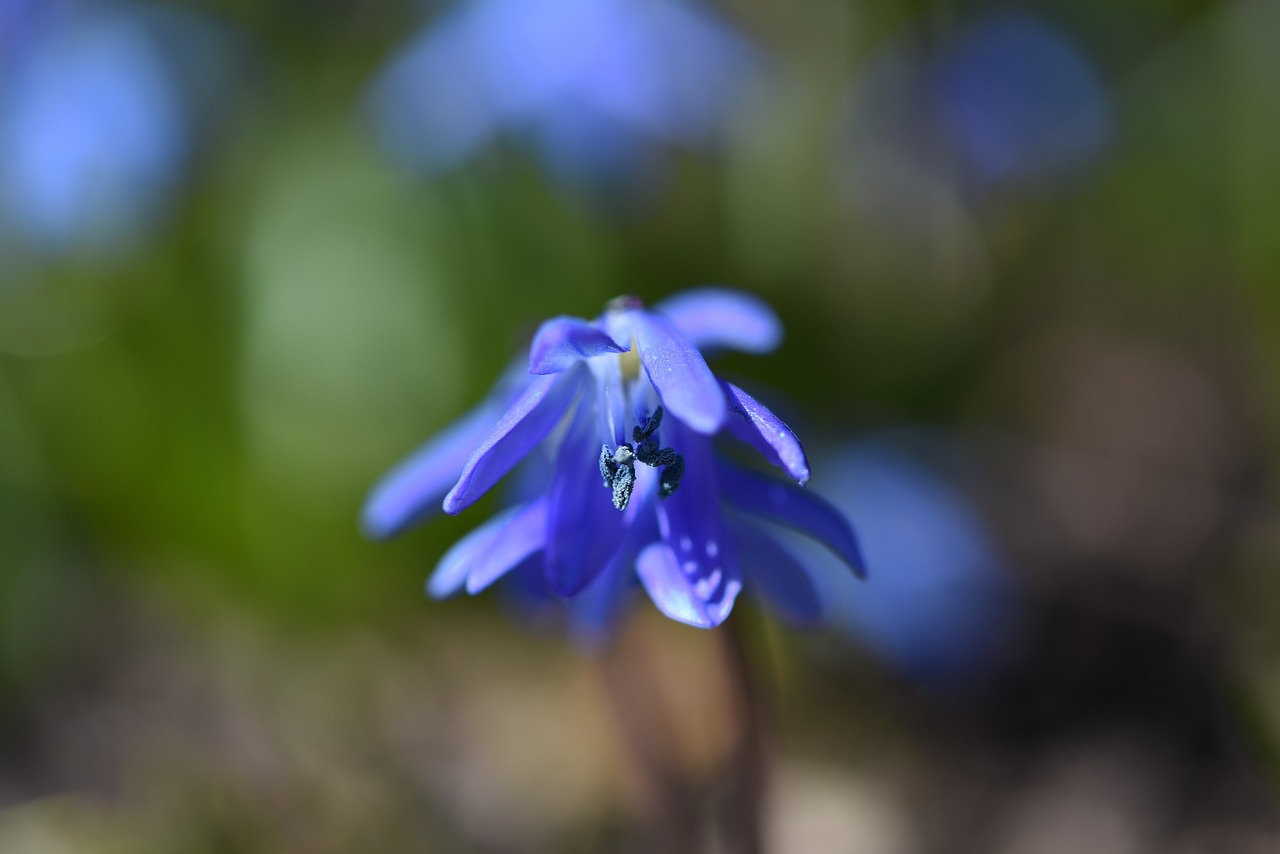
xmin=360 ymin=404 xmax=498 ymax=539
xmin=528 ymin=315 xmax=628 ymax=375
xmin=443 ymin=371 xmax=580 ymax=515
xmin=722 ymin=381 xmax=810 ymax=484
xmin=655 ymin=288 xmax=783 ymax=355
xmin=427 ymin=512 xmax=510 ymax=599
xmin=636 ymin=542 xmax=740 ymax=628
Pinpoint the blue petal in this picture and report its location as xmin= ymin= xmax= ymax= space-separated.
xmin=528 ymin=315 xmax=628 ymax=375
xmin=636 ymin=542 xmax=740 ymax=628
xmin=565 ymin=550 xmax=637 ymax=651
xmin=443 ymin=369 xmax=582 ymax=515
xmin=717 ymin=461 xmax=867 ymax=578
xmin=566 ymin=492 xmax=660 ymax=647
xmin=545 ymin=409 xmax=632 ymax=595
xmin=426 ymin=508 xmax=515 ymax=599
xmin=644 ymin=422 xmax=741 ymax=626
xmin=492 ymin=554 xmax=560 ymax=625
xmin=466 ymin=497 xmax=549 ymax=594
xmin=722 ymin=381 xmax=810 ymax=484
xmin=361 ymin=402 xmax=502 ymax=539
xmin=631 ymin=309 xmax=726 ymax=434
xmin=728 ymin=518 xmax=822 ymax=626
xmin=655 ymin=289 xmax=782 ymax=354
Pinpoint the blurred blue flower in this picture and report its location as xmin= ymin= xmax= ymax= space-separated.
xmin=931 ymin=12 xmax=1109 ymax=186
xmin=365 ymin=0 xmax=755 ymax=195
xmin=363 ymin=290 xmax=864 ymax=638
xmin=808 ymin=438 xmax=1021 ymax=689
xmin=842 ymin=11 xmax=1109 ymax=201
xmin=0 ymin=2 xmax=233 ymax=254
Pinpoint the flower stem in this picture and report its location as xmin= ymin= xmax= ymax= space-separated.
xmin=597 ymin=622 xmax=701 ymax=853
xmin=597 ymin=614 xmax=771 ymax=853
xmin=715 ymin=613 xmax=769 ymax=854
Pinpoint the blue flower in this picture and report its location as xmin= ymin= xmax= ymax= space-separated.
xmin=364 ymin=0 xmax=755 ymax=195
xmin=363 ymin=289 xmax=865 ymax=633
xmin=840 ymin=11 xmax=1109 ymax=202
xmin=0 ymin=6 xmax=184 ymax=252
xmin=806 ymin=435 xmax=1023 ymax=690
xmin=931 ymin=12 xmax=1109 ymax=186
xmin=0 ymin=2 xmax=237 ymax=255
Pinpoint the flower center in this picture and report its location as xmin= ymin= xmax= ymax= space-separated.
xmin=598 ymin=406 xmax=684 ymax=511
xmin=618 ymin=342 xmax=641 ymax=385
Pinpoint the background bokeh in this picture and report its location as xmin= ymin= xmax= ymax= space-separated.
xmin=2 ymin=0 xmax=1280 ymax=850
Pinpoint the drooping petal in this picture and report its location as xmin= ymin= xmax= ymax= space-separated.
xmin=636 ymin=543 xmax=740 ymax=628
xmin=426 ymin=508 xmax=516 ymax=599
xmin=466 ymin=497 xmax=549 ymax=594
xmin=565 ymin=549 xmax=637 ymax=651
xmin=646 ymin=422 xmax=742 ymax=626
xmin=631 ymin=309 xmax=726 ymax=434
xmin=566 ymin=486 xmax=661 ymax=646
xmin=717 ymin=461 xmax=867 ymax=578
xmin=528 ymin=315 xmax=627 ymax=375
xmin=443 ymin=369 xmax=582 ymax=515
xmin=728 ymin=518 xmax=822 ymax=626
xmin=655 ymin=289 xmax=782 ymax=354
xmin=722 ymin=381 xmax=810 ymax=484
xmin=545 ymin=408 xmax=634 ymax=596
xmin=361 ymin=400 xmax=502 ymax=539
xmin=491 ymin=554 xmax=560 ymax=627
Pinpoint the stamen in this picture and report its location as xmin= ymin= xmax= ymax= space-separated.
xmin=599 ymin=444 xmax=616 ymax=488
xmin=631 ymin=407 xmax=684 ymax=500
xmin=611 ymin=462 xmax=635 ymax=511
xmin=653 ymin=451 xmax=684 ymax=499
xmin=600 ymin=443 xmax=638 ymax=511
xmin=599 ymin=403 xmax=686 ymax=510
xmin=633 ymin=406 xmax=663 ymax=442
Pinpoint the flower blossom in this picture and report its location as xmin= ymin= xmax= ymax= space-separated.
xmin=807 ymin=435 xmax=1022 ymax=689
xmin=362 ymin=290 xmax=865 ymax=631
xmin=0 ymin=1 xmax=237 ymax=254
xmin=931 ymin=12 xmax=1109 ymax=186
xmin=364 ymin=0 xmax=755 ymax=194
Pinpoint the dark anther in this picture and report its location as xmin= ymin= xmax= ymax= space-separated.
xmin=611 ymin=462 xmax=635 ymax=511
xmin=638 ymin=441 xmax=683 ymax=498
xmin=631 ymin=406 xmax=684 ymax=500
xmin=633 ymin=406 xmax=664 ymax=443
xmin=601 ymin=443 xmax=637 ymax=511
xmin=655 ymin=453 xmax=684 ymax=498
xmin=600 ymin=406 xmax=685 ymax=509
xmin=599 ymin=444 xmax=617 ymax=488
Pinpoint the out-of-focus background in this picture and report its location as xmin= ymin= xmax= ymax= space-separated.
xmin=2 ymin=0 xmax=1280 ymax=850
